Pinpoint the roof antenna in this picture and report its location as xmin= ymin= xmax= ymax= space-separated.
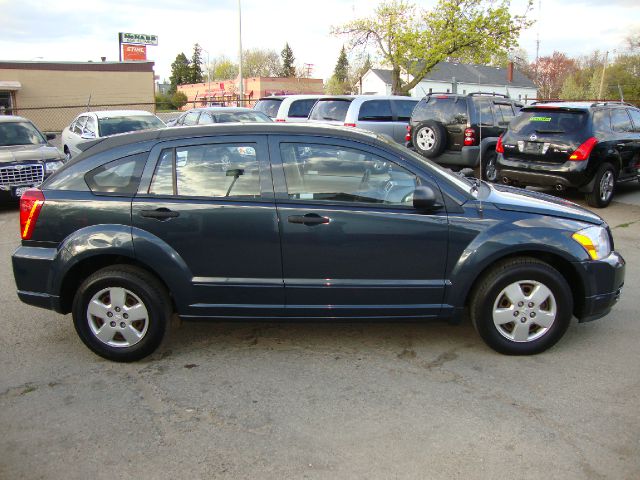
xmin=476 ymin=71 xmax=483 ymax=214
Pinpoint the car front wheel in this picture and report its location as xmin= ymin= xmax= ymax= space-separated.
xmin=470 ymin=257 xmax=573 ymax=355
xmin=72 ymin=265 xmax=171 ymax=362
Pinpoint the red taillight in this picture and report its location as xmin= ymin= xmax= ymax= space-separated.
xmin=405 ymin=125 xmax=412 ymax=142
xmin=19 ymin=188 xmax=45 ymax=240
xmin=464 ymin=127 xmax=476 ymax=146
xmin=496 ymin=135 xmax=504 ymax=154
xmin=569 ymin=137 xmax=598 ymax=161
xmin=275 ymin=118 xmax=286 ymax=122
xmin=343 ymin=123 xmax=357 ymax=127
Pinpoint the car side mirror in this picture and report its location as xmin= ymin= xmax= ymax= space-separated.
xmin=413 ymin=186 xmax=441 ymax=211
xmin=81 ymin=130 xmax=96 ymax=140
xmin=45 ymin=132 xmax=56 ymax=140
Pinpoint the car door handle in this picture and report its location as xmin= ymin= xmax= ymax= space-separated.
xmin=140 ymin=208 xmax=180 ymax=220
xmin=288 ymin=213 xmax=330 ymax=226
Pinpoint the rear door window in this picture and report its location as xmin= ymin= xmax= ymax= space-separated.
xmin=627 ymin=109 xmax=640 ymax=133
xmin=475 ymin=100 xmax=496 ymax=126
xmin=358 ymin=100 xmax=393 ymax=122
xmin=148 ymin=143 xmax=261 ymax=199
xmin=182 ymin=111 xmax=200 ymax=126
xmin=198 ymin=113 xmax=214 ymax=125
xmin=611 ymin=109 xmax=633 ymax=133
xmin=495 ymin=103 xmax=515 ymax=124
xmin=309 ymin=99 xmax=353 ymax=122
xmin=288 ymin=99 xmax=318 ymax=118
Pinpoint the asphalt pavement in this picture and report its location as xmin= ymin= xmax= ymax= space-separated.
xmin=0 ymin=190 xmax=639 ymax=479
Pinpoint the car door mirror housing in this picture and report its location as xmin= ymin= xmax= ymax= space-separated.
xmin=81 ymin=130 xmax=96 ymax=140
xmin=413 ymin=186 xmax=441 ymax=211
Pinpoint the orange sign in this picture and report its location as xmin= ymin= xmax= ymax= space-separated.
xmin=122 ymin=44 xmax=147 ymax=61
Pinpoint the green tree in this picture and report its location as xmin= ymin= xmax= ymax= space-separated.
xmin=171 ymin=91 xmax=188 ymax=109
xmin=211 ymin=56 xmax=239 ymax=80
xmin=334 ymin=46 xmax=350 ymax=82
xmin=333 ymin=0 xmax=533 ymax=95
xmin=169 ymin=52 xmax=190 ymax=93
xmin=190 ymin=43 xmax=204 ymax=84
xmin=280 ymin=42 xmax=296 ymax=77
xmin=243 ymin=48 xmax=282 ymax=77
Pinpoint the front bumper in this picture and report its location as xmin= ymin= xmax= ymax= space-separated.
xmin=574 ymin=251 xmax=625 ymax=322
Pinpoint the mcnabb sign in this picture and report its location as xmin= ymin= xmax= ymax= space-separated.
xmin=119 ymin=33 xmax=158 ymax=46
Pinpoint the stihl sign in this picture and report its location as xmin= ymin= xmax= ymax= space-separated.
xmin=122 ymin=44 xmax=147 ymax=61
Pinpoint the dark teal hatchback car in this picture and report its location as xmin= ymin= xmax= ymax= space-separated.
xmin=12 ymin=123 xmax=624 ymax=361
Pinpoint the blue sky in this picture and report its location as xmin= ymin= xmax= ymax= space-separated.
xmin=1 ymin=0 xmax=638 ymax=81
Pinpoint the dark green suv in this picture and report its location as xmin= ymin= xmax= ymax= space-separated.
xmin=407 ymin=92 xmax=522 ymax=181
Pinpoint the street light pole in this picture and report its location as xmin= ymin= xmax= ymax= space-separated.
xmin=238 ymin=0 xmax=244 ymax=106
xmin=201 ymin=48 xmax=211 ymax=106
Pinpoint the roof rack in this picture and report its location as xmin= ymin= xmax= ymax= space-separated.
xmin=425 ymin=92 xmax=457 ymax=96
xmin=590 ymin=101 xmax=635 ymax=108
xmin=468 ymin=92 xmax=510 ymax=99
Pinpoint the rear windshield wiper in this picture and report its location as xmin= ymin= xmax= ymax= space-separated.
xmin=535 ymin=129 xmax=565 ymax=134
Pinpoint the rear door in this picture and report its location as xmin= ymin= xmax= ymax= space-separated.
xmin=610 ymin=108 xmax=636 ymax=169
xmin=391 ymin=99 xmax=419 ymax=143
xmin=285 ymin=98 xmax=319 ymax=123
xmin=132 ymin=135 xmax=284 ymax=318
xmin=308 ymin=98 xmax=353 ymax=126
xmin=269 ymin=135 xmax=449 ymax=318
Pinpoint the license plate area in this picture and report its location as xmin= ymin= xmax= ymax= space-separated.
xmin=524 ymin=142 xmax=544 ymax=154
xmin=14 ymin=186 xmax=33 ymax=198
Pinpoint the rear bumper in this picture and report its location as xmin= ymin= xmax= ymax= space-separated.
xmin=496 ymin=155 xmax=590 ymax=189
xmin=12 ymin=245 xmax=62 ymax=313
xmin=574 ymin=251 xmax=625 ymax=322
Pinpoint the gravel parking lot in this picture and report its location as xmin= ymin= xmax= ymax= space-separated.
xmin=1 ymin=189 xmax=639 ymax=479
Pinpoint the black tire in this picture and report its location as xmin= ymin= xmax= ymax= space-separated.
xmin=63 ymin=146 xmax=71 ymax=161
xmin=470 ymin=257 xmax=573 ymax=355
xmin=412 ymin=121 xmax=447 ymax=158
xmin=585 ymin=163 xmax=616 ymax=208
xmin=481 ymin=150 xmax=498 ymax=182
xmin=72 ymin=265 xmax=171 ymax=362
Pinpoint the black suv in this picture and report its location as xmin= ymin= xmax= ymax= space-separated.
xmin=407 ymin=92 xmax=522 ymax=181
xmin=496 ymin=101 xmax=640 ymax=208
xmin=12 ymin=124 xmax=624 ymax=361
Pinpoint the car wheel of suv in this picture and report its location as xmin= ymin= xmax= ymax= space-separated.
xmin=72 ymin=265 xmax=171 ymax=362
xmin=481 ymin=151 xmax=498 ymax=182
xmin=64 ymin=147 xmax=71 ymax=161
xmin=470 ymin=257 xmax=572 ymax=355
xmin=585 ymin=163 xmax=616 ymax=208
xmin=413 ymin=121 xmax=447 ymax=158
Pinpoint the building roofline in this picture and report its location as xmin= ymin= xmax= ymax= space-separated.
xmin=0 ymin=60 xmax=155 ymax=72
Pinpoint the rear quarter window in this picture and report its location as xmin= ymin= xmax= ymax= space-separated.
xmin=309 ymin=99 xmax=352 ymax=121
xmin=84 ymin=153 xmax=147 ymax=195
xmin=288 ymin=99 xmax=318 ymax=118
xmin=358 ymin=100 xmax=393 ymax=122
xmin=254 ymin=99 xmax=282 ymax=118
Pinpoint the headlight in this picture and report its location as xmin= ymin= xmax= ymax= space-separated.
xmin=45 ymin=161 xmax=64 ymax=173
xmin=572 ymin=226 xmax=611 ymax=260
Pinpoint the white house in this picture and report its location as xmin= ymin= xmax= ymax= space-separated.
xmin=360 ymin=62 xmax=537 ymax=103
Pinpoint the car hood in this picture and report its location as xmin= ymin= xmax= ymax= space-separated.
xmin=483 ymin=183 xmax=603 ymax=225
xmin=0 ymin=144 xmax=63 ymax=163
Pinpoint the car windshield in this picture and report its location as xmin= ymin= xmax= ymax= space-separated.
xmin=510 ymin=110 xmax=588 ymax=135
xmin=215 ymin=111 xmax=272 ymax=123
xmin=0 ymin=121 xmax=46 ymax=147
xmin=98 ymin=115 xmax=165 ymax=136
xmin=309 ymin=99 xmax=352 ymax=122
xmin=254 ymin=99 xmax=282 ymax=118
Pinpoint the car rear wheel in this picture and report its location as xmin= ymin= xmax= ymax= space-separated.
xmin=470 ymin=257 xmax=572 ymax=355
xmin=72 ymin=265 xmax=171 ymax=362
xmin=585 ymin=163 xmax=616 ymax=208
xmin=482 ymin=151 xmax=498 ymax=182
xmin=413 ymin=121 xmax=447 ymax=158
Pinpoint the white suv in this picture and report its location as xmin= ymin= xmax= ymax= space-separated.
xmin=254 ymin=95 xmax=324 ymax=123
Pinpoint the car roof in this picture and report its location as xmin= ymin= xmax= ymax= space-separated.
xmin=257 ymin=96 xmax=285 ymax=101
xmin=84 ymin=110 xmax=158 ymax=119
xmin=0 ymin=115 xmax=32 ymax=123
xmin=191 ymin=107 xmax=257 ymax=113
xmin=77 ymin=123 xmax=390 ymax=156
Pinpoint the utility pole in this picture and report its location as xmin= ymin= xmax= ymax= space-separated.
xmin=598 ymin=50 xmax=609 ymax=100
xmin=238 ymin=0 xmax=244 ymax=106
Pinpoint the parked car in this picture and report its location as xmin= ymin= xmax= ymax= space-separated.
xmin=61 ymin=110 xmax=165 ymax=160
xmin=167 ymin=107 xmax=271 ymax=127
xmin=496 ymin=101 xmax=640 ymax=208
xmin=0 ymin=115 xmax=65 ymax=200
xmin=260 ymin=95 xmax=323 ymax=123
xmin=13 ymin=123 xmax=625 ymax=361
xmin=307 ymin=95 xmax=419 ymax=143
xmin=253 ymin=96 xmax=286 ymax=118
xmin=407 ymin=92 xmax=522 ymax=180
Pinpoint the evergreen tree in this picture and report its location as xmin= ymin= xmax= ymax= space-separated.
xmin=280 ymin=42 xmax=296 ymax=77
xmin=334 ymin=46 xmax=350 ymax=83
xmin=169 ymin=52 xmax=190 ymax=93
xmin=190 ymin=43 xmax=204 ymax=83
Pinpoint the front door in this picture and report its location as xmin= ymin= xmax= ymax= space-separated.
xmin=270 ymin=136 xmax=449 ymax=318
xmin=132 ymin=135 xmax=283 ymax=318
